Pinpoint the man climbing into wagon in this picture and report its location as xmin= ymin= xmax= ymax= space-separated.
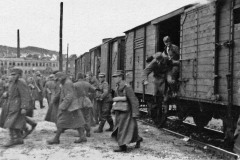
xmin=142 ymin=51 xmax=171 ymax=127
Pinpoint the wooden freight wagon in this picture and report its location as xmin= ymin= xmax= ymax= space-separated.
xmin=89 ymin=45 xmax=101 ymax=77
xmin=178 ymin=0 xmax=240 ymax=140
xmin=124 ymin=4 xmax=194 ymax=99
xmin=75 ymin=55 xmax=82 ymax=78
xmin=100 ymin=36 xmax=125 ymax=89
xmin=83 ymin=52 xmax=91 ymax=73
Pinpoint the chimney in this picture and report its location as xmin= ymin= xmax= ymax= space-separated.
xmin=17 ymin=29 xmax=20 ymax=58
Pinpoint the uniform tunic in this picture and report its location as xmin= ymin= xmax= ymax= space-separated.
xmin=44 ymin=80 xmax=57 ymax=105
xmin=73 ymin=79 xmax=95 ymax=127
xmin=111 ymin=80 xmax=141 ymax=146
xmin=1 ymin=79 xmax=31 ymax=129
xmin=142 ymin=57 xmax=170 ymax=96
xmin=33 ymin=76 xmax=43 ymax=101
xmin=56 ymin=78 xmax=85 ymax=129
xmin=96 ymin=80 xmax=112 ymax=122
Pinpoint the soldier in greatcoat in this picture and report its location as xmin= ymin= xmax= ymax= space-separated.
xmin=23 ymin=77 xmax=38 ymax=139
xmin=86 ymin=71 xmax=99 ymax=126
xmin=0 ymin=68 xmax=31 ymax=147
xmin=47 ymin=72 xmax=87 ymax=144
xmin=74 ymin=72 xmax=96 ymax=137
xmin=33 ymin=71 xmax=44 ymax=109
xmin=45 ymin=73 xmax=61 ymax=125
xmin=0 ymin=75 xmax=10 ymax=128
xmin=111 ymin=70 xmax=143 ymax=152
xmin=94 ymin=73 xmax=114 ymax=133
xmin=44 ymin=74 xmax=56 ymax=105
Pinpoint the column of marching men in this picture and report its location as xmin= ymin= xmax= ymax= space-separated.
xmin=0 ymin=67 xmax=143 ymax=152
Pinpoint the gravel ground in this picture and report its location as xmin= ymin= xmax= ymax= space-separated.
xmin=0 ymin=99 xmax=222 ymax=160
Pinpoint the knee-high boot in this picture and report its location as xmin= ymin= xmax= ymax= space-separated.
xmin=106 ymin=118 xmax=114 ymax=132
xmin=3 ymin=129 xmax=23 ymax=147
xmin=94 ymin=120 xmax=105 ymax=133
xmin=39 ymin=100 xmax=44 ymax=109
xmin=74 ymin=127 xmax=87 ymax=143
xmin=47 ymin=128 xmax=62 ymax=144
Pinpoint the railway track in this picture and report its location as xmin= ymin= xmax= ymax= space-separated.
xmin=138 ymin=109 xmax=239 ymax=160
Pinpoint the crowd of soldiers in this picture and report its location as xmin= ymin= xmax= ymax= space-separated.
xmin=0 ymin=67 xmax=142 ymax=152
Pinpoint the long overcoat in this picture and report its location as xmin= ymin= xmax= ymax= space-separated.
xmin=1 ymin=78 xmax=31 ymax=129
xmin=45 ymin=81 xmax=60 ymax=123
xmin=44 ymin=80 xmax=57 ymax=104
xmin=0 ymin=81 xmax=9 ymax=128
xmin=33 ymin=76 xmax=43 ymax=101
xmin=57 ymin=78 xmax=85 ymax=129
xmin=111 ymin=80 xmax=141 ymax=146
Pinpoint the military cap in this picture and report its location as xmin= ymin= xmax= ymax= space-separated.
xmin=35 ymin=71 xmax=41 ymax=76
xmin=77 ymin=72 xmax=85 ymax=80
xmin=10 ymin=67 xmax=23 ymax=75
xmin=55 ymin=72 xmax=67 ymax=79
xmin=98 ymin=73 xmax=105 ymax=77
xmin=52 ymin=70 xmax=59 ymax=74
xmin=163 ymin=36 xmax=171 ymax=43
xmin=112 ymin=70 xmax=124 ymax=77
xmin=49 ymin=74 xmax=55 ymax=79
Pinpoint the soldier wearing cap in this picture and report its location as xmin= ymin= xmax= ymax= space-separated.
xmin=142 ymin=51 xmax=171 ymax=126
xmin=86 ymin=71 xmax=99 ymax=126
xmin=47 ymin=72 xmax=87 ymax=144
xmin=33 ymin=71 xmax=44 ymax=109
xmin=44 ymin=74 xmax=56 ymax=106
xmin=111 ymin=70 xmax=142 ymax=152
xmin=94 ymin=72 xmax=114 ymax=133
xmin=45 ymin=71 xmax=61 ymax=127
xmin=0 ymin=67 xmax=31 ymax=147
xmin=74 ymin=72 xmax=96 ymax=137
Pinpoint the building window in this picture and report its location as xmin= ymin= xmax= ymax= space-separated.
xmin=25 ymin=63 xmax=27 ymax=66
xmin=36 ymin=63 xmax=38 ymax=67
xmin=21 ymin=62 xmax=23 ymax=66
xmin=13 ymin=62 xmax=15 ymax=66
xmin=53 ymin=63 xmax=55 ymax=67
xmin=43 ymin=63 xmax=45 ymax=67
xmin=32 ymin=63 xmax=35 ymax=66
xmin=46 ymin=63 xmax=48 ymax=67
xmin=40 ymin=62 xmax=42 ymax=66
xmin=9 ymin=62 xmax=12 ymax=66
xmin=28 ymin=63 xmax=31 ymax=66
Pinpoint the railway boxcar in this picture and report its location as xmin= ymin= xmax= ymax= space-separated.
xmin=124 ymin=0 xmax=240 ymax=144
xmin=124 ymin=4 xmax=194 ymax=103
xmin=89 ymin=45 xmax=101 ymax=77
xmin=75 ymin=52 xmax=89 ymax=78
xmin=100 ymin=36 xmax=125 ymax=89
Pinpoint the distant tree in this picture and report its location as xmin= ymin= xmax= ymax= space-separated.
xmin=32 ymin=54 xmax=39 ymax=59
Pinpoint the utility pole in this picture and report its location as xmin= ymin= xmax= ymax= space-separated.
xmin=17 ymin=29 xmax=20 ymax=58
xmin=59 ymin=2 xmax=63 ymax=71
xmin=66 ymin=43 xmax=69 ymax=74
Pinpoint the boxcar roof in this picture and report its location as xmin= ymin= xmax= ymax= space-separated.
xmin=124 ymin=4 xmax=196 ymax=33
xmin=89 ymin=44 xmax=101 ymax=52
xmin=101 ymin=35 xmax=125 ymax=45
